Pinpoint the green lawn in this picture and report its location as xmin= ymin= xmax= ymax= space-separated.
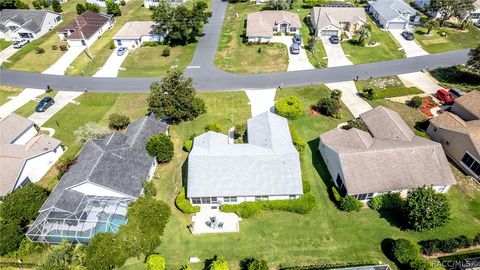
xmin=65 ymin=0 xmax=152 ymax=76
xmin=14 ymin=90 xmax=56 ymax=118
xmin=0 ymin=86 xmax=22 ymax=106
xmin=118 ymin=43 xmax=196 ymax=77
xmin=355 ymin=76 xmax=424 ymax=99
xmin=0 ymin=39 xmax=11 ymax=51
xmin=214 ymin=2 xmax=289 ymax=73
xmin=430 ymin=66 xmax=480 ymax=92
xmin=341 ymin=18 xmax=404 ymax=64
xmin=413 ymin=25 xmax=480 ymax=53
xmin=3 ymin=0 xmax=79 ymax=72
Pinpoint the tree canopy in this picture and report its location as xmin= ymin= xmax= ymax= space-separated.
xmin=105 ymin=0 xmax=121 ymax=16
xmin=404 ymin=187 xmax=450 ymax=231
xmin=265 ymin=0 xmax=290 ymax=10
xmin=85 ymin=233 xmax=129 ymax=270
xmin=148 ymin=68 xmax=206 ymax=123
xmin=467 ymin=46 xmax=480 ymax=73
xmin=428 ymin=0 xmax=475 ymax=26
xmin=0 ymin=183 xmax=48 ymax=227
xmin=146 ymin=133 xmax=174 ymax=163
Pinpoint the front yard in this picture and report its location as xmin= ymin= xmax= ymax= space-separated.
xmin=14 ymin=90 xmax=58 ymax=118
xmin=413 ymin=25 xmax=480 ymax=54
xmin=0 ymin=86 xmax=22 ymax=106
xmin=0 ymin=39 xmax=11 ymax=51
xmin=215 ymin=2 xmax=289 ymax=73
xmin=355 ymin=76 xmax=424 ymax=99
xmin=430 ymin=66 xmax=480 ymax=92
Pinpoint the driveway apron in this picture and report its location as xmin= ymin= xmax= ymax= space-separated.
xmin=42 ymin=47 xmax=84 ymax=75
xmin=270 ymin=36 xmax=315 ymax=71
xmin=93 ymin=49 xmax=130 ymax=77
xmin=320 ymin=37 xmax=353 ymax=67
xmin=389 ymin=29 xmax=428 ymax=58
xmin=0 ymin=45 xmax=17 ymax=64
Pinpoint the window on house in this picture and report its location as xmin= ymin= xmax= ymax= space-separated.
xmin=211 ymin=197 xmax=218 ymax=204
xmin=367 ymin=193 xmax=374 ymax=200
xmin=201 ymin=197 xmax=211 ymax=204
xmin=461 ymin=152 xmax=480 ymax=176
xmin=290 ymin=27 xmax=296 ymax=31
xmin=335 ymin=175 xmax=344 ymax=188
xmin=117 ymin=39 xmax=122 ymax=46
xmin=289 ymin=195 xmax=296 ymax=200
xmin=255 ymin=196 xmax=268 ymax=201
xmin=357 ymin=194 xmax=367 ymax=200
xmin=224 ymin=197 xmax=237 ymax=203
xmin=191 ymin=198 xmax=201 ymax=204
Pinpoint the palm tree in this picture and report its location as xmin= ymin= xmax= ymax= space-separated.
xmin=425 ymin=19 xmax=439 ymax=35
xmin=357 ymin=24 xmax=372 ymax=47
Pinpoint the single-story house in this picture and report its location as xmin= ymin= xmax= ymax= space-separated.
xmin=143 ymin=0 xmax=184 ymax=9
xmin=311 ymin=6 xmax=367 ymax=37
xmin=112 ymin=21 xmax=163 ymax=48
xmin=0 ymin=9 xmax=62 ymax=41
xmin=319 ymin=106 xmax=455 ymax=201
xmin=246 ymin=11 xmax=301 ymax=43
xmin=0 ymin=113 xmax=63 ymax=198
xmin=427 ymin=91 xmax=480 ymax=180
xmin=187 ymin=112 xmax=303 ymax=206
xmin=368 ymin=0 xmax=420 ymax=29
xmin=57 ymin=11 xmax=114 ymax=48
xmin=415 ymin=0 xmax=480 ymax=22
xmin=26 ymin=116 xmax=168 ymax=244
xmin=87 ymin=0 xmax=127 ymax=7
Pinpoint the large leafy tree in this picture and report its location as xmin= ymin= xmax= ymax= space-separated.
xmin=151 ymin=0 xmax=211 ymax=45
xmin=428 ymin=0 xmax=475 ymax=26
xmin=145 ymin=133 xmax=174 ymax=163
xmin=84 ymin=233 xmax=129 ymax=270
xmin=105 ymin=0 xmax=121 ymax=16
xmin=37 ymin=241 xmax=85 ymax=270
xmin=467 ymin=46 xmax=480 ymax=73
xmin=0 ymin=183 xmax=48 ymax=227
xmin=148 ymin=68 xmax=205 ymax=123
xmin=404 ymin=187 xmax=450 ymax=231
xmin=265 ymin=0 xmax=290 ymax=10
xmin=52 ymin=0 xmax=62 ymax=13
xmin=0 ymin=220 xmax=23 ymax=255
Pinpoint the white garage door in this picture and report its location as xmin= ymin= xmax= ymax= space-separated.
xmin=321 ymin=30 xmax=339 ymax=36
xmin=388 ymin=22 xmax=407 ymax=29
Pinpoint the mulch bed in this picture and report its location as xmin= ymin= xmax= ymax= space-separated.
xmin=309 ymin=107 xmax=321 ymax=116
xmin=418 ymin=97 xmax=439 ymax=118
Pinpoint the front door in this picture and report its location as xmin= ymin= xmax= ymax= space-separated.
xmin=280 ymin=23 xmax=288 ymax=34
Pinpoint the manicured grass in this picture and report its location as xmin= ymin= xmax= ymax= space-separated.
xmin=413 ymin=25 xmax=480 ymax=53
xmin=355 ymin=76 xmax=424 ymax=99
xmin=341 ymin=18 xmax=404 ymax=64
xmin=14 ymin=90 xmax=57 ymax=118
xmin=3 ymin=0 xmax=79 ymax=72
xmin=0 ymin=85 xmax=22 ymax=106
xmin=0 ymin=39 xmax=11 ymax=51
xmin=66 ymin=0 xmax=152 ymax=76
xmin=214 ymin=2 xmax=289 ymax=73
xmin=118 ymin=44 xmax=196 ymax=77
xmin=430 ymin=66 xmax=480 ymax=92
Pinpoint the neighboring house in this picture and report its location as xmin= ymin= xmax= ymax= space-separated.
xmin=112 ymin=21 xmax=164 ymax=48
xmin=86 ymin=0 xmax=127 ymax=8
xmin=187 ymin=112 xmax=303 ymax=206
xmin=310 ymin=6 xmax=367 ymax=37
xmin=0 ymin=114 xmax=63 ymax=198
xmin=57 ymin=11 xmax=114 ymax=47
xmin=427 ymin=91 xmax=480 ymax=180
xmin=368 ymin=0 xmax=420 ymax=29
xmin=144 ymin=0 xmax=184 ymax=9
xmin=319 ymin=106 xmax=455 ymax=201
xmin=0 ymin=9 xmax=62 ymax=41
xmin=26 ymin=116 xmax=168 ymax=244
xmin=246 ymin=11 xmax=301 ymax=43
xmin=415 ymin=0 xmax=480 ymax=22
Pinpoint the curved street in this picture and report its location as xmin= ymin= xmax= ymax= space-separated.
xmin=0 ymin=0 xmax=471 ymax=92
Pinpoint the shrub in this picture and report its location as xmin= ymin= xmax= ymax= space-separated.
xmin=34 ymin=47 xmax=45 ymax=54
xmin=343 ymin=118 xmax=368 ymax=132
xmin=220 ymin=202 xmax=263 ymax=218
xmin=205 ymin=122 xmax=222 ymax=132
xmin=207 ymin=256 xmax=229 ymax=270
xmin=175 ymin=188 xmax=200 ymax=214
xmin=316 ymin=98 xmax=341 ymax=118
xmin=420 ymin=235 xmax=478 ymax=256
xmin=275 ymin=96 xmax=304 ymax=120
xmin=361 ymin=88 xmax=376 ymax=100
xmin=143 ymin=41 xmax=160 ymax=47
xmin=0 ymin=221 xmax=23 ymax=256
xmin=289 ymin=124 xmax=306 ymax=153
xmin=143 ymin=181 xmax=157 ymax=197
xmin=368 ymin=196 xmax=383 ymax=210
xmin=0 ymin=184 xmax=48 ymax=227
xmin=146 ymin=133 xmax=174 ymax=163
xmin=339 ymin=196 xmax=362 ymax=212
xmin=302 ymin=179 xmax=311 ymax=194
xmin=59 ymin=44 xmax=68 ymax=51
xmin=56 ymin=155 xmax=77 ymax=178
xmin=241 ymin=257 xmax=268 ymax=270
xmin=331 ymin=186 xmax=341 ymax=203
xmin=404 ymin=187 xmax=450 ymax=231
xmin=120 ymin=0 xmax=126 ymax=5
xmin=392 ymin=238 xmax=420 ymax=265
xmin=331 ymin=89 xmax=342 ymax=100
xmin=368 ymin=192 xmax=403 ymax=211
xmin=74 ymin=122 xmax=109 ymax=144
xmin=162 ymin=47 xmax=170 ymax=57
xmin=109 ymin=40 xmax=115 ymax=49
xmin=146 ymin=254 xmax=165 ymax=270
xmin=51 ymin=45 xmax=58 ymax=50
xmin=408 ymin=96 xmax=423 ymax=108
xmin=183 ymin=140 xmax=193 ymax=152
xmin=409 ymin=258 xmax=431 ymax=270
xmin=108 ymin=113 xmax=130 ymax=130
xmin=234 ymin=122 xmax=247 ymax=142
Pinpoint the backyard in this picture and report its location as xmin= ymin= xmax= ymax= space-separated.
xmin=413 ymin=25 xmax=480 ymax=54
xmin=215 ymin=2 xmax=289 ymax=73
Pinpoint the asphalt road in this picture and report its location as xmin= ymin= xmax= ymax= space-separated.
xmin=0 ymin=0 xmax=471 ymax=92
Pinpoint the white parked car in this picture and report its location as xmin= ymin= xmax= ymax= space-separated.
xmin=13 ymin=39 xmax=29 ymax=49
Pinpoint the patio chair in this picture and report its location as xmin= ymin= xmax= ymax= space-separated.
xmin=205 ymin=221 xmax=212 ymax=227
xmin=218 ymin=222 xmax=224 ymax=229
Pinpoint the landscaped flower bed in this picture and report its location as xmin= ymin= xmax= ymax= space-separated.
xmin=418 ymin=97 xmax=439 ymax=118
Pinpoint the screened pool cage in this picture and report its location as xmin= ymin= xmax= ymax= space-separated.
xmin=26 ymin=196 xmax=132 ymax=244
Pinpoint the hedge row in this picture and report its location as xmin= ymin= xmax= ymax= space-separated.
xmin=280 ymin=261 xmax=378 ymax=270
xmin=419 ymin=234 xmax=480 ymax=256
xmin=220 ymin=193 xmax=316 ymax=218
xmin=367 ymin=192 xmax=403 ymax=211
xmin=289 ymin=124 xmax=306 ymax=153
xmin=175 ymin=188 xmax=200 ymax=214
xmin=392 ymin=238 xmax=430 ymax=270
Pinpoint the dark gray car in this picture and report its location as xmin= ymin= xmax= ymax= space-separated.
xmin=35 ymin=96 xmax=54 ymax=112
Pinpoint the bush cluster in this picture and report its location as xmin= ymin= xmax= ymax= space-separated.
xmin=146 ymin=254 xmax=165 ymax=270
xmin=241 ymin=257 xmax=268 ymax=270
xmin=34 ymin=47 xmax=45 ymax=54
xmin=56 ymin=155 xmax=77 ymax=179
xmin=146 ymin=133 xmax=174 ymax=163
xmin=220 ymin=193 xmax=316 ymax=218
xmin=59 ymin=44 xmax=68 ymax=51
xmin=143 ymin=41 xmax=161 ymax=47
xmin=51 ymin=45 xmax=58 ymax=50
xmin=361 ymin=88 xmax=377 ymax=100
xmin=143 ymin=181 xmax=158 ymax=197
xmin=183 ymin=139 xmax=193 ymax=152
xmin=338 ymin=196 xmax=362 ymax=212
xmin=234 ymin=122 xmax=247 ymax=143
xmin=162 ymin=47 xmax=171 ymax=57
xmin=289 ymin=124 xmax=306 ymax=153
xmin=275 ymin=96 xmax=304 ymax=120
xmin=205 ymin=122 xmax=222 ymax=132
xmin=391 ymin=238 xmax=429 ymax=270
xmin=175 ymin=188 xmax=200 ymax=214
xmin=408 ymin=96 xmax=424 ymax=108
xmin=419 ymin=234 xmax=480 ymax=256
xmin=331 ymin=186 xmax=341 ymax=203
xmin=316 ymin=97 xmax=341 ymax=118
xmin=342 ymin=118 xmax=368 ymax=132
xmin=108 ymin=113 xmax=130 ymax=130
xmin=367 ymin=192 xmax=403 ymax=211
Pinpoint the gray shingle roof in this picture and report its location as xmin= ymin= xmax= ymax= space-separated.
xmin=187 ymin=112 xmax=303 ymax=198
xmin=40 ymin=116 xmax=168 ymax=213
xmin=0 ymin=9 xmax=56 ymax=34
xmin=320 ymin=106 xmax=455 ymax=195
xmin=369 ymin=0 xmax=417 ymax=21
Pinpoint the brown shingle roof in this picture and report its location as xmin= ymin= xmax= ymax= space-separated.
xmin=311 ymin=7 xmax=366 ymax=31
xmin=246 ymin=11 xmax=301 ymax=37
xmin=58 ymin=11 xmax=111 ymax=40
xmin=454 ymin=90 xmax=480 ymax=119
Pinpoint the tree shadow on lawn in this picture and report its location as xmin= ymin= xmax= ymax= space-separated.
xmin=431 ymin=66 xmax=480 ymax=88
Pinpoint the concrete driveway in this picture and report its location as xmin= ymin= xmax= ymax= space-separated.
xmin=93 ymin=48 xmax=130 ymax=77
xmin=28 ymin=91 xmax=83 ymax=126
xmin=43 ymin=47 xmax=84 ymax=75
xmin=320 ymin=37 xmax=353 ymax=68
xmin=389 ymin=30 xmax=428 ymax=58
xmin=0 ymin=88 xmax=45 ymax=119
xmin=398 ymin=71 xmax=442 ymax=95
xmin=270 ymin=36 xmax=314 ymax=71
xmin=325 ymin=81 xmax=372 ymax=118
xmin=245 ymin=88 xmax=276 ymax=117
xmin=0 ymin=45 xmax=17 ymax=64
